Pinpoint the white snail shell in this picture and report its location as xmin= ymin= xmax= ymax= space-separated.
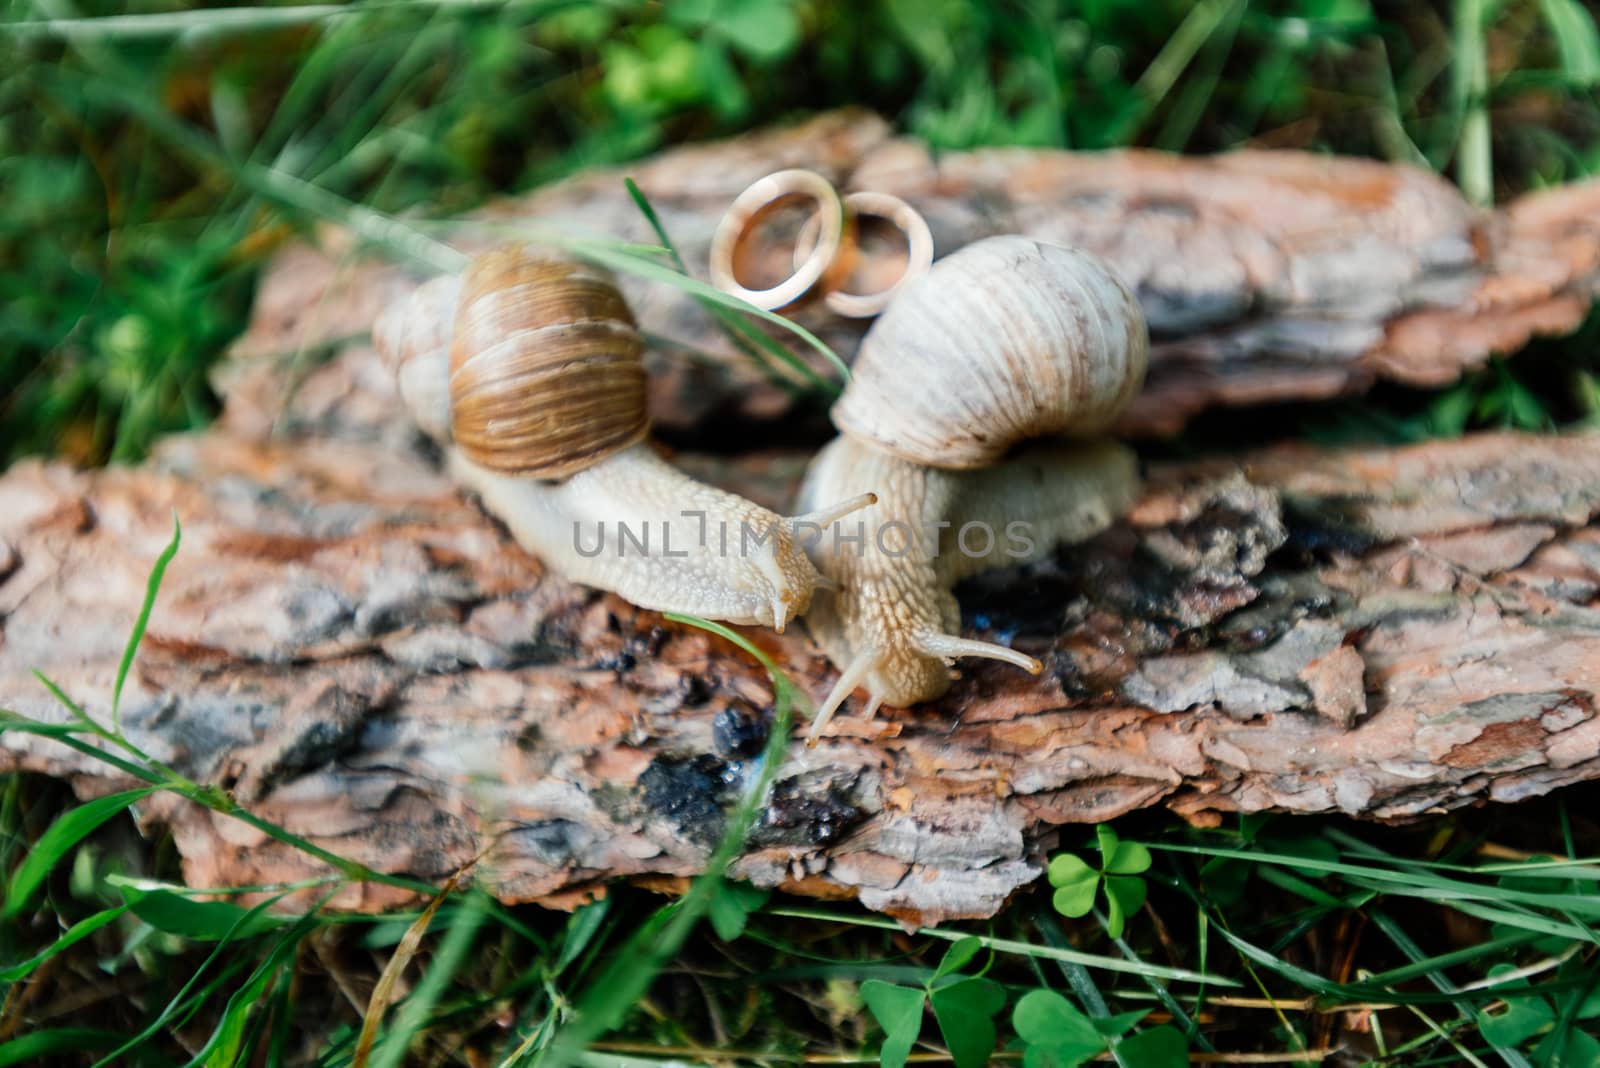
xmin=373 ymin=274 xmax=460 ymax=443
xmin=798 ymin=236 xmax=1149 ymax=740
xmin=831 ymin=235 xmax=1148 ymax=470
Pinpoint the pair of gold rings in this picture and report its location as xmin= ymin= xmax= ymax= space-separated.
xmin=708 ymin=169 xmax=934 ymax=318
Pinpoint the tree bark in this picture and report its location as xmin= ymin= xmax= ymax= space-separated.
xmin=3 ymin=113 xmax=1600 ymax=924
xmin=228 ymin=110 xmax=1600 ymax=444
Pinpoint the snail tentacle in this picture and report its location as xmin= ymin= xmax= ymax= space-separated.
xmin=808 ymin=643 xmax=882 ymax=744
xmin=914 ymin=632 xmax=1042 ymax=674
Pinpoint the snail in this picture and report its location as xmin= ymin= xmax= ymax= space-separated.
xmin=373 ymin=244 xmax=873 ymax=631
xmin=796 ymin=236 xmax=1149 ymax=740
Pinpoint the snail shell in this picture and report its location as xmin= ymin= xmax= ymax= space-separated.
xmin=373 ymin=273 xmax=461 ymax=443
xmin=830 ymin=235 xmax=1148 ymax=470
xmin=373 ymin=244 xmax=877 ymax=633
xmin=449 ymin=246 xmax=649 ymax=479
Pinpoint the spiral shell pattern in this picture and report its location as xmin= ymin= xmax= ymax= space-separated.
xmin=449 ymin=246 xmax=648 ymax=479
xmin=831 ymin=235 xmax=1148 ymax=470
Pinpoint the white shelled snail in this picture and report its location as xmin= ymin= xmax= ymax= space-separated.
xmin=796 ymin=236 xmax=1149 ymax=739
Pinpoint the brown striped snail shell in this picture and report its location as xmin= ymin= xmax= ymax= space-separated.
xmin=447 ymin=246 xmax=648 ymax=480
xmin=373 ymin=244 xmax=877 ymax=633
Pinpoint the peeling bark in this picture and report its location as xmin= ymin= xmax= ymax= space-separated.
xmin=227 ymin=110 xmax=1600 ymax=444
xmin=4 ymin=114 xmax=1600 ymax=924
xmin=4 ymin=377 xmax=1600 ymax=922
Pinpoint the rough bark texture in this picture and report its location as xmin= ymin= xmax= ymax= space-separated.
xmin=4 ymin=113 xmax=1600 ymax=924
xmin=227 ymin=110 xmax=1600 ymax=442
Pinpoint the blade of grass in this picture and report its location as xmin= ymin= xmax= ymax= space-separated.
xmin=1452 ymin=0 xmax=1494 ymax=204
xmin=1364 ymin=933 xmax=1541 ymax=988
xmin=32 ymin=62 xmax=467 ymax=274
xmin=89 ymin=892 xmax=298 ymax=1067
xmin=1538 ymin=0 xmax=1600 ymax=88
xmin=623 ymin=177 xmax=837 ymax=395
xmin=1126 ymin=0 xmax=1235 ymax=139
xmin=112 ymin=512 xmax=179 ymax=735
xmin=364 ymin=887 xmax=491 ymax=1068
xmin=0 ymin=1030 xmax=123 ymax=1067
xmin=2 ymin=786 xmax=157 ymax=919
xmin=0 ymin=903 xmax=134 ymax=983
xmin=1370 ymin=911 xmax=1533 ymax=1068
xmin=1150 ymin=843 xmax=1600 ymax=917
xmin=579 ymin=240 xmax=848 ymax=385
xmin=1153 ymin=0 xmax=1245 ymax=152
xmin=4 ymin=0 xmax=521 ymax=40
xmin=353 ymin=868 xmax=471 ymax=1068
xmin=533 ymin=613 xmax=800 ymax=1067
xmin=173 ymin=896 xmax=334 ymax=1068
xmin=767 ymin=906 xmax=1236 ymax=986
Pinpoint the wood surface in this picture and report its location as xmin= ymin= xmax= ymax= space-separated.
xmin=3 ymin=112 xmax=1599 ymax=923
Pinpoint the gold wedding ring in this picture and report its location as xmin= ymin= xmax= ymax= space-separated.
xmin=708 ymin=169 xmax=853 ymax=313
xmin=794 ymin=191 xmax=934 ymax=318
xmin=710 ymin=170 xmax=933 ymax=318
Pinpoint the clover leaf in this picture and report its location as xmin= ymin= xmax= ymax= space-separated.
xmin=930 ymin=976 xmax=1007 ymax=1068
xmin=1113 ymin=1024 xmax=1189 ymax=1066
xmin=1476 ymin=964 xmax=1555 ymax=1049
xmin=861 ymin=980 xmax=926 ymax=1068
xmin=1011 ymin=989 xmax=1105 ymax=1068
xmin=1047 ymin=825 xmax=1152 ymax=938
xmin=861 ymin=937 xmax=1004 ymax=1068
xmin=707 ymin=880 xmax=768 ymax=941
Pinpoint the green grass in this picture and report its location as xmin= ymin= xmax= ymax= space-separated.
xmin=5 ymin=1 xmax=1600 ymax=1065
xmin=3 ymin=0 xmax=1599 ymax=463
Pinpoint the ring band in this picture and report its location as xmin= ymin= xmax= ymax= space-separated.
xmin=794 ymin=191 xmax=934 ymax=318
xmin=709 ymin=169 xmax=855 ymax=312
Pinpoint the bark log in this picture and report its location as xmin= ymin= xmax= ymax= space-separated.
xmin=226 ymin=110 xmax=1600 ymax=444
xmin=4 ymin=113 xmax=1600 ymax=924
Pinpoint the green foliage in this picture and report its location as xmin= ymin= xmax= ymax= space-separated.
xmin=114 ymin=511 xmax=179 ymax=734
xmin=1011 ymin=989 xmax=1117 ymax=1067
xmin=1048 ymin=824 xmax=1152 ymax=938
xmin=1009 ymin=995 xmax=1185 ymax=1068
xmin=116 ymin=880 xmax=287 ymax=942
xmin=2 ymin=785 xmax=156 ymax=920
xmin=860 ymin=979 xmax=927 ymax=1068
xmin=861 ymin=936 xmax=1187 ymax=1068
xmin=4 ymin=3 xmax=1600 ymax=1065
xmin=4 ymin=0 xmax=1599 ymax=465
xmin=861 ymin=937 xmax=1006 ymax=1068
xmin=708 ymin=879 xmax=770 ymax=941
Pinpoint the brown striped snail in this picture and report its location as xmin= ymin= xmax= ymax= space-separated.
xmin=373 ymin=245 xmax=872 ymax=632
xmin=796 ymin=236 xmax=1149 ymax=740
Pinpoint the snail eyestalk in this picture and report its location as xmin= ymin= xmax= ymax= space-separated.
xmin=808 ymin=644 xmax=880 ymax=745
xmin=915 ymin=633 xmax=1042 ymax=674
xmin=787 ymin=492 xmax=878 ymax=534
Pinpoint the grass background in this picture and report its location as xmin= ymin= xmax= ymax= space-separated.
xmin=4 ymin=1 xmax=1600 ymax=1065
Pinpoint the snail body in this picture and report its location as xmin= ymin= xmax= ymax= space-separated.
xmin=798 ymin=236 xmax=1148 ymax=738
xmin=454 ymin=442 xmax=826 ymax=627
xmin=375 ymin=245 xmax=869 ymax=631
